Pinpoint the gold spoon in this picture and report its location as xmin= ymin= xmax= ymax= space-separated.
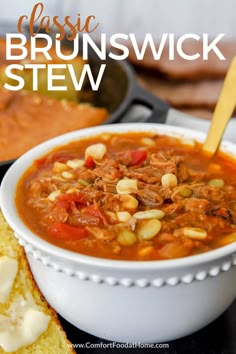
xmin=203 ymin=56 xmax=236 ymax=155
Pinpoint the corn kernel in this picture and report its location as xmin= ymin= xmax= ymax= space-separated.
xmin=117 ymin=211 xmax=132 ymax=222
xmin=141 ymin=137 xmax=155 ymax=147
xmin=119 ymin=195 xmax=139 ymax=209
xmin=66 ymin=188 xmax=79 ymax=194
xmin=52 ymin=162 xmax=68 ymax=173
xmin=48 ymin=190 xmax=61 ymax=202
xmin=66 ymin=159 xmax=84 ymax=169
xmin=161 ymin=173 xmax=178 ymax=188
xmin=116 ymin=179 xmax=138 ymax=194
xmin=85 ymin=143 xmax=107 ymax=160
xmin=117 ymin=229 xmax=137 ymax=246
xmin=61 ymin=171 xmax=74 ymax=179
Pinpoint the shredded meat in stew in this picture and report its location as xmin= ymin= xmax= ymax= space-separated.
xmin=15 ymin=132 xmax=236 ymax=260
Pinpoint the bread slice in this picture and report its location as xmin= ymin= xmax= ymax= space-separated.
xmin=0 ymin=87 xmax=108 ymax=162
xmin=0 ymin=210 xmax=76 ymax=353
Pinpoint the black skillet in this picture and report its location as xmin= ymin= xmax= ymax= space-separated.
xmin=0 ymin=24 xmax=170 ymax=181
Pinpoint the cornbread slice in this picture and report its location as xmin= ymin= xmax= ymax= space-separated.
xmin=0 ymin=210 xmax=76 ymax=353
xmin=0 ymin=87 xmax=108 ymax=162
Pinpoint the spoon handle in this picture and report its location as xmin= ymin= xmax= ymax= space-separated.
xmin=203 ymin=57 xmax=236 ymax=155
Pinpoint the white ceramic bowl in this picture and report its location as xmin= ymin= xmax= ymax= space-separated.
xmin=1 ymin=123 xmax=236 ymax=343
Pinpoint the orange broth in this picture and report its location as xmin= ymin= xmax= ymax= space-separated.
xmin=15 ymin=132 xmax=236 ymax=260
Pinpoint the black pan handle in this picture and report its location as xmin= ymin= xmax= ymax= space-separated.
xmin=130 ymin=84 xmax=169 ymax=123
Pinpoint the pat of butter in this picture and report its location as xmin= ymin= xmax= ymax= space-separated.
xmin=0 ymin=257 xmax=18 ymax=303
xmin=0 ymin=307 xmax=50 ymax=352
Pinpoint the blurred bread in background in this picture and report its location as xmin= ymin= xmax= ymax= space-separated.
xmin=0 ymin=87 xmax=108 ymax=161
xmin=128 ymin=39 xmax=236 ymax=119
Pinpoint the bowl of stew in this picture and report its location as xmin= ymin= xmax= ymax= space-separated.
xmin=1 ymin=123 xmax=236 ymax=343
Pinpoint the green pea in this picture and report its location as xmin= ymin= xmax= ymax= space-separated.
xmin=78 ymin=179 xmax=90 ymax=187
xmin=207 ymin=179 xmax=224 ymax=188
xmin=117 ymin=229 xmax=137 ymax=246
xmin=179 ymin=187 xmax=192 ymax=198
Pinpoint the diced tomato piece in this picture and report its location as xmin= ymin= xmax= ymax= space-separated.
xmin=48 ymin=223 xmax=88 ymax=240
xmin=35 ymin=157 xmax=47 ymax=167
xmin=83 ymin=204 xmax=108 ymax=224
xmin=40 ymin=152 xmax=75 ymax=165
xmin=49 ymin=152 xmax=76 ymax=164
xmin=85 ymin=156 xmax=95 ymax=168
xmin=35 ymin=152 xmax=76 ymax=168
xmin=120 ymin=150 xmax=147 ymax=166
xmin=130 ymin=150 xmax=147 ymax=166
xmin=56 ymin=192 xmax=90 ymax=209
